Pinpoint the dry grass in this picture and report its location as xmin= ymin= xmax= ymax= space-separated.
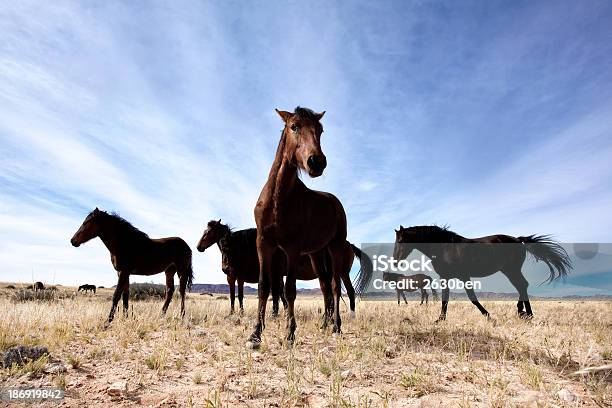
xmin=0 ymin=287 xmax=610 ymax=407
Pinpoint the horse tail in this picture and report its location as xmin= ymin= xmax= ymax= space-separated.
xmin=187 ymin=255 xmax=194 ymax=290
xmin=350 ymin=243 xmax=374 ymax=297
xmin=185 ymin=245 xmax=194 ymax=290
xmin=518 ymin=235 xmax=572 ymax=284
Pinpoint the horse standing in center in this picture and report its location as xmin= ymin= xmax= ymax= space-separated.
xmin=248 ymin=107 xmax=350 ymax=348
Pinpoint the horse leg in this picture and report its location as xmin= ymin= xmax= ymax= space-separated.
xmin=436 ymin=287 xmax=450 ymax=322
xmin=340 ymin=246 xmax=356 ymax=318
xmin=237 ymin=279 xmax=244 ymax=314
xmin=340 ymin=270 xmax=356 ymax=317
xmin=401 ymin=290 xmax=408 ymax=304
xmin=504 ymin=269 xmax=532 ymax=318
xmin=396 ymin=289 xmax=401 ymax=305
xmin=122 ymin=284 xmax=129 ymax=317
xmin=327 ymin=245 xmax=344 ymax=334
xmin=311 ymin=253 xmax=332 ymax=329
xmin=331 ymin=266 xmax=342 ymax=334
xmin=464 ymin=285 xmax=489 ymax=318
xmin=284 ymin=250 xmax=300 ymax=346
xmin=271 ymin=259 xmax=283 ymax=317
xmin=161 ymin=270 xmax=175 ymax=315
xmin=179 ymin=271 xmax=187 ymax=318
xmin=247 ymin=240 xmax=273 ymax=348
xmin=228 ymin=274 xmax=236 ymax=314
xmin=107 ymin=272 xmax=129 ymax=324
xmin=420 ymin=288 xmax=427 ymax=305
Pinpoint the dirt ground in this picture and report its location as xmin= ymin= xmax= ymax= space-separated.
xmin=0 ymin=287 xmax=610 ymax=407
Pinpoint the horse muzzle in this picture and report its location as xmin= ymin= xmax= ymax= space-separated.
xmin=307 ymin=154 xmax=327 ymax=177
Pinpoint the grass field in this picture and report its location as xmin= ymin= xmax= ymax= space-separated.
xmin=0 ymin=286 xmax=610 ymax=407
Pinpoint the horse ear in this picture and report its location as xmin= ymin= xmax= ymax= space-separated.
xmin=399 ymin=225 xmax=404 ymax=230
xmin=275 ymin=109 xmax=292 ymax=123
xmin=94 ymin=207 xmax=99 ymax=213
xmin=218 ymin=219 xmax=221 ymax=224
xmin=316 ymin=111 xmax=325 ymax=121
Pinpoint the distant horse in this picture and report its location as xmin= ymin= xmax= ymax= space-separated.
xmin=197 ymin=220 xmax=371 ymax=315
xmin=249 ymin=107 xmax=349 ymax=348
xmin=27 ymin=282 xmax=44 ymax=292
xmin=393 ymin=225 xmax=572 ymax=321
xmin=70 ymin=208 xmax=194 ymax=324
xmin=382 ymin=272 xmax=438 ymax=305
xmin=78 ymin=284 xmax=96 ymax=294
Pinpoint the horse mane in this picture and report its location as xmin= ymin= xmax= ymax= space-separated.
xmin=406 ymin=225 xmax=463 ymax=242
xmin=222 ymin=228 xmax=257 ymax=260
xmin=101 ymin=211 xmax=150 ymax=241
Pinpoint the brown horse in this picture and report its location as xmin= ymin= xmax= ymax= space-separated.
xmin=70 ymin=208 xmax=194 ymax=324
xmin=197 ymin=221 xmax=285 ymax=315
xmin=382 ymin=272 xmax=438 ymax=305
xmin=27 ymin=282 xmax=45 ymax=292
xmin=249 ymin=107 xmax=349 ymax=348
xmin=197 ymin=220 xmax=371 ymax=315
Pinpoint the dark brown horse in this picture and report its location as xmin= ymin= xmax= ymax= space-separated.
xmin=249 ymin=107 xmax=349 ymax=348
xmin=197 ymin=220 xmax=371 ymax=315
xmin=70 ymin=208 xmax=194 ymax=324
xmin=382 ymin=272 xmax=438 ymax=305
xmin=393 ymin=225 xmax=572 ymax=321
xmin=197 ymin=221 xmax=284 ymax=314
xmin=27 ymin=282 xmax=45 ymax=292
xmin=78 ymin=284 xmax=97 ymax=294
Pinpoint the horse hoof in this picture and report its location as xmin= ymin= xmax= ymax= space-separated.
xmin=519 ymin=313 xmax=533 ymax=320
xmin=434 ymin=317 xmax=446 ymax=324
xmin=246 ymin=335 xmax=261 ymax=349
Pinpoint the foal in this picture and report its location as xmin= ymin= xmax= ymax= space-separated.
xmin=382 ymin=272 xmax=438 ymax=305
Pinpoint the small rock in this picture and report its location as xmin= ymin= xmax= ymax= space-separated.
xmin=2 ymin=345 xmax=49 ymax=368
xmin=251 ymin=352 xmax=262 ymax=362
xmin=107 ymin=380 xmax=128 ymax=397
xmin=557 ymin=388 xmax=578 ymax=402
xmin=45 ymin=363 xmax=67 ymax=374
xmin=341 ymin=369 xmax=353 ymax=379
xmin=385 ymin=347 xmax=397 ymax=359
xmin=192 ymin=327 xmax=207 ymax=337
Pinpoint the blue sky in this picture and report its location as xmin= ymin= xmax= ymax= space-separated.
xmin=1 ymin=1 xmax=611 ymax=287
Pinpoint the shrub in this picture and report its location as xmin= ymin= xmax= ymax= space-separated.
xmin=11 ymin=289 xmax=74 ymax=303
xmin=129 ymin=283 xmax=167 ymax=301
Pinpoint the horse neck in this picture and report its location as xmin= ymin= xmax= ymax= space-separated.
xmin=97 ymin=220 xmax=120 ymax=254
xmin=215 ymin=227 xmax=232 ymax=251
xmin=263 ymin=130 xmax=302 ymax=222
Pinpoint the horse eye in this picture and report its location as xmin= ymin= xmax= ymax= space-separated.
xmin=290 ymin=123 xmax=299 ymax=132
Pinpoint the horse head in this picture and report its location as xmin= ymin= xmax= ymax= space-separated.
xmin=276 ymin=106 xmax=326 ymax=178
